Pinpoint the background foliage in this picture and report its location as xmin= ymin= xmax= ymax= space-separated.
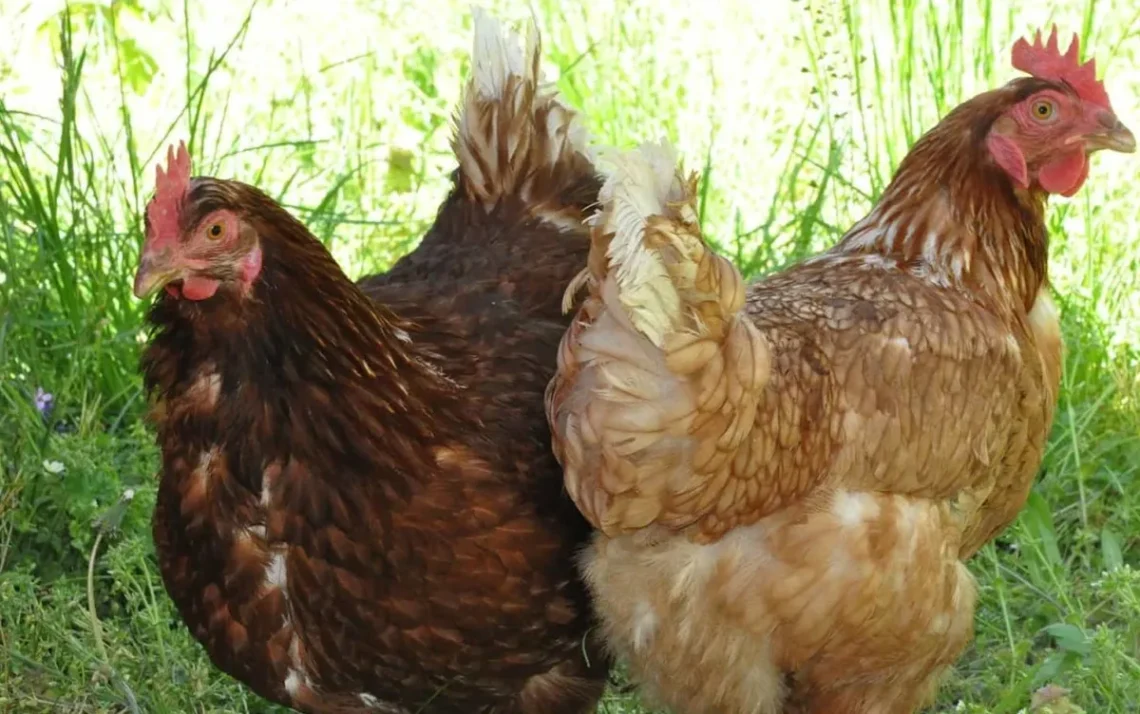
xmin=1 ymin=0 xmax=1137 ymax=711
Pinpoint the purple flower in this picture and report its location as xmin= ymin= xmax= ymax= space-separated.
xmin=34 ymin=387 xmax=54 ymax=420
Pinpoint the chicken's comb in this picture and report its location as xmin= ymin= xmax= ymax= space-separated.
xmin=1011 ymin=26 xmax=1112 ymax=110
xmin=145 ymin=141 xmax=191 ymax=249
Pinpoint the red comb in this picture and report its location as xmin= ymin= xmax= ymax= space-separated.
xmin=1011 ymin=26 xmax=1112 ymax=111
xmin=145 ymin=141 xmax=191 ymax=249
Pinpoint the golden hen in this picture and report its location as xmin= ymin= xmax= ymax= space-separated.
xmin=136 ymin=10 xmax=607 ymax=714
xmin=546 ymin=27 xmax=1134 ymax=714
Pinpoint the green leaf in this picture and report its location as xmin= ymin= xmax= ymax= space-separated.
xmin=385 ymin=147 xmax=417 ymax=194
xmin=1020 ymin=490 xmax=1063 ymax=568
xmin=1100 ymin=527 xmax=1124 ymax=571
xmin=1043 ymin=623 xmax=1092 ymax=656
xmin=118 ymin=38 xmax=158 ymax=95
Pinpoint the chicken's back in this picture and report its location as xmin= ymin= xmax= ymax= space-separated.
xmin=328 ymin=14 xmax=604 ymax=704
xmin=363 ymin=186 xmax=594 ymax=324
xmin=318 ymin=11 xmax=604 ymax=711
xmin=742 ymin=254 xmax=1050 ymax=523
xmin=282 ymin=274 xmax=606 ymax=714
xmin=365 ymin=8 xmax=597 ymax=321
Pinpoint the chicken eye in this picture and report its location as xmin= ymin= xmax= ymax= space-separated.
xmin=1031 ymin=100 xmax=1056 ymax=121
xmin=207 ymin=222 xmax=224 ymax=240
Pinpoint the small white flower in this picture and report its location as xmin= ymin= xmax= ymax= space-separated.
xmin=43 ymin=460 xmax=65 ymax=474
xmin=123 ymin=488 xmax=136 ymax=501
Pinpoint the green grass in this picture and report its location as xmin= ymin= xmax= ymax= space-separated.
xmin=1 ymin=0 xmax=1138 ymax=711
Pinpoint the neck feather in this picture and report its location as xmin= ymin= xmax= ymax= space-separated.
xmin=834 ymin=115 xmax=1050 ymax=311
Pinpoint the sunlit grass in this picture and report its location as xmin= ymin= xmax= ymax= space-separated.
xmin=1 ymin=0 xmax=1138 ymax=712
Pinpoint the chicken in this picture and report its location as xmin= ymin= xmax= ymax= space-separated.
xmin=546 ymin=28 xmax=1134 ymax=714
xmin=135 ymin=11 xmax=608 ymax=714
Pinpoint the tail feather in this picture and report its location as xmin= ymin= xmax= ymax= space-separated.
xmin=570 ymin=141 xmax=748 ymax=350
xmin=455 ymin=8 xmax=594 ymax=226
xmin=590 ymin=142 xmax=692 ymax=346
xmin=548 ymin=141 xmax=770 ymax=540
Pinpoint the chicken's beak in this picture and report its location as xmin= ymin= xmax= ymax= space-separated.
xmin=1082 ymin=113 xmax=1136 ymax=154
xmin=133 ymin=252 xmax=180 ymax=299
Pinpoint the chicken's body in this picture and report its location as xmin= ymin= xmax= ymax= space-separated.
xmin=142 ymin=12 xmax=606 ymax=714
xmin=577 ymin=250 xmax=1059 ymax=713
xmin=547 ymin=31 xmax=1131 ymax=713
xmin=149 ymin=217 xmax=599 ymax=714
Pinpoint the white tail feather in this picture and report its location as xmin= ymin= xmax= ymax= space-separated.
xmin=585 ymin=141 xmax=694 ymax=347
xmin=456 ymin=8 xmax=593 ymax=215
xmin=470 ymin=7 xmax=528 ymax=101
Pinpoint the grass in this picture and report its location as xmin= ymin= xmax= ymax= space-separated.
xmin=1 ymin=0 xmax=1138 ymax=711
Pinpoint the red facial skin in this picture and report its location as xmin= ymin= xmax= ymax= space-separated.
xmin=137 ymin=205 xmax=263 ymax=302
xmin=985 ymin=88 xmax=1119 ymax=197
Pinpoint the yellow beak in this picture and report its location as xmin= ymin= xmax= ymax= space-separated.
xmin=133 ymin=254 xmax=180 ymax=299
xmin=1083 ymin=114 xmax=1136 ymax=153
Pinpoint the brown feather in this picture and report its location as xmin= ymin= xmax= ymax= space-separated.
xmin=143 ymin=15 xmax=609 ymax=709
xmin=547 ymin=76 xmax=1080 ymax=713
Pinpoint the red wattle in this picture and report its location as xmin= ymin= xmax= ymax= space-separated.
xmin=1038 ymin=150 xmax=1089 ymax=197
xmin=181 ymin=276 xmax=220 ymax=301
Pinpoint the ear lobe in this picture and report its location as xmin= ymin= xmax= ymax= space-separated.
xmin=985 ymin=132 xmax=1029 ymax=187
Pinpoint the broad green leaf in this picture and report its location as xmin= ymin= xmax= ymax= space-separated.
xmin=1100 ymin=526 xmax=1124 ymax=571
xmin=1043 ymin=623 xmax=1092 ymax=656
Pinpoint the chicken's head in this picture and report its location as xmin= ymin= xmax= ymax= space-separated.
xmin=985 ymin=26 xmax=1134 ymax=197
xmin=133 ymin=142 xmax=263 ymax=301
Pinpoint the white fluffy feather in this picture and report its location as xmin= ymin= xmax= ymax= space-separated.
xmin=594 ymin=141 xmax=689 ymax=347
xmin=458 ymin=7 xmax=592 ymax=209
xmin=470 ymin=7 xmax=528 ymax=100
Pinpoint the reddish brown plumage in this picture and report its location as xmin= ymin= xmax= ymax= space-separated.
xmin=141 ymin=13 xmax=607 ymax=714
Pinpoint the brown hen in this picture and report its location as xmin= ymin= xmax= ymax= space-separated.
xmin=547 ymin=28 xmax=1134 ymax=714
xmin=136 ymin=10 xmax=607 ymax=714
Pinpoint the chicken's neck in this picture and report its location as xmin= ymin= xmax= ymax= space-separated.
xmin=833 ymin=126 xmax=1050 ymax=312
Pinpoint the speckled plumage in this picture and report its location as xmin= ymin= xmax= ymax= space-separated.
xmin=142 ymin=12 xmax=607 ymax=714
xmin=546 ymin=76 xmax=1102 ymax=713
